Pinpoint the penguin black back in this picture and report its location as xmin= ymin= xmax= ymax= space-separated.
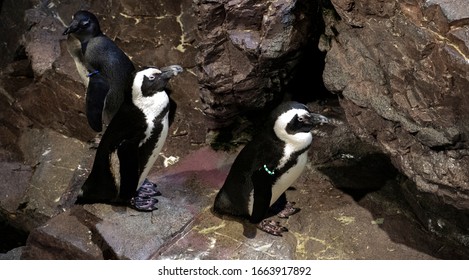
xmin=64 ymin=10 xmax=135 ymax=132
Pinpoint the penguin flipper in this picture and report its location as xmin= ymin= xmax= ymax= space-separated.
xmin=250 ymin=168 xmax=289 ymax=236
xmin=250 ymin=168 xmax=273 ymax=224
xmin=86 ymin=74 xmax=109 ymax=132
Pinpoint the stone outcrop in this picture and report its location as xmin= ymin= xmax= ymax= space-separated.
xmin=194 ymin=0 xmax=319 ymax=127
xmin=0 ymin=0 xmax=204 ymax=252
xmin=322 ymin=0 xmax=469 ymax=245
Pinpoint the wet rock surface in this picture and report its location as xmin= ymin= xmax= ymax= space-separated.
xmin=1 ymin=0 xmax=469 ymax=259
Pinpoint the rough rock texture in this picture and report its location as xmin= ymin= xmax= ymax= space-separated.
xmin=0 ymin=0 xmax=200 ymax=159
xmin=0 ymin=0 xmax=204 ymax=253
xmin=194 ymin=0 xmax=319 ymax=127
xmin=2 ymin=0 xmax=469 ymax=259
xmin=20 ymin=121 xmax=469 ymax=260
xmin=322 ymin=0 xmax=469 ymax=247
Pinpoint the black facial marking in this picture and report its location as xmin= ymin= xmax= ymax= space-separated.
xmin=141 ymin=73 xmax=170 ymax=97
xmin=286 ymin=113 xmax=314 ymax=134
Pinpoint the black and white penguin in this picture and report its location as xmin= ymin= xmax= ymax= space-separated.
xmin=213 ymin=101 xmax=329 ymax=236
xmin=63 ymin=10 xmax=135 ymax=132
xmin=77 ymin=65 xmax=183 ymax=211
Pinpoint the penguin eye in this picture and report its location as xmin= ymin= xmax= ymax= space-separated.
xmin=80 ymin=20 xmax=90 ymax=28
xmin=297 ymin=115 xmax=305 ymax=122
xmin=148 ymin=75 xmax=156 ymax=81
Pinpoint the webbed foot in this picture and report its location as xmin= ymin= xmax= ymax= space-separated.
xmin=257 ymin=219 xmax=288 ymax=236
xmin=130 ymin=196 xmax=159 ymax=211
xmin=130 ymin=179 xmax=161 ymax=211
xmin=277 ymin=201 xmax=300 ymax=218
xmin=137 ymin=179 xmax=162 ymax=197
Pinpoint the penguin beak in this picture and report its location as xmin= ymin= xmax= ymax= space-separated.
xmin=159 ymin=65 xmax=183 ymax=80
xmin=308 ymin=113 xmax=329 ymax=125
xmin=63 ymin=20 xmax=79 ymax=35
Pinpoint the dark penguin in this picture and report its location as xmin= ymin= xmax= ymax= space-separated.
xmin=63 ymin=10 xmax=135 ymax=132
xmin=77 ymin=65 xmax=183 ymax=211
xmin=214 ymin=101 xmax=329 ymax=236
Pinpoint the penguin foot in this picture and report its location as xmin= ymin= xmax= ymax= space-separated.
xmin=137 ymin=179 xmax=162 ymax=197
xmin=130 ymin=196 xmax=159 ymax=211
xmin=257 ymin=220 xmax=288 ymax=236
xmin=277 ymin=201 xmax=300 ymax=218
xmin=130 ymin=179 xmax=161 ymax=211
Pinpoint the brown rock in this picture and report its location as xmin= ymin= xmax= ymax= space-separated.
xmin=323 ymin=0 xmax=469 ymax=247
xmin=21 ymin=208 xmax=103 ymax=260
xmin=195 ymin=0 xmax=318 ymax=127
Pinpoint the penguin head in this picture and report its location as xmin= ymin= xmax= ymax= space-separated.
xmin=271 ymin=101 xmax=329 ymax=145
xmin=132 ymin=65 xmax=183 ymax=97
xmin=63 ymin=11 xmax=101 ymax=40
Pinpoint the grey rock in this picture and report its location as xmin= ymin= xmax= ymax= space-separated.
xmin=0 ymin=247 xmax=24 ymax=260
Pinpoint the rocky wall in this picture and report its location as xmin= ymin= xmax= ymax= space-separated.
xmin=322 ymin=0 xmax=469 ymax=246
xmin=0 ymin=0 xmax=203 ymax=234
xmin=194 ymin=0 xmax=320 ymax=128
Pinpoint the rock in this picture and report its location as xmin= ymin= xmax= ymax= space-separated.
xmin=194 ymin=0 xmax=319 ymax=128
xmin=0 ymin=247 xmax=24 ymax=260
xmin=21 ymin=208 xmax=103 ymax=260
xmin=0 ymin=162 xmax=33 ymax=215
xmin=20 ymin=147 xmax=236 ymax=260
xmin=15 ymin=128 xmax=91 ymax=231
xmin=322 ymin=0 xmax=469 ymax=247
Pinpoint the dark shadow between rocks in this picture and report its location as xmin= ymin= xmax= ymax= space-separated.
xmin=0 ymin=218 xmax=28 ymax=253
xmin=318 ymin=152 xmax=469 ymax=259
xmin=318 ymin=153 xmax=398 ymax=201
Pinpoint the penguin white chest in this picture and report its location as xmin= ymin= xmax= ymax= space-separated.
xmin=138 ymin=116 xmax=168 ymax=186
xmin=270 ymin=151 xmax=308 ymax=206
xmin=133 ymin=91 xmax=170 ymax=186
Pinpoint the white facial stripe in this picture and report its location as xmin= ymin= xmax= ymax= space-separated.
xmin=274 ymin=108 xmax=312 ymax=143
xmin=274 ymin=108 xmax=313 ymax=169
xmin=132 ymin=68 xmax=162 ymax=96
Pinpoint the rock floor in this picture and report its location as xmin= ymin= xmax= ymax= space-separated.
xmin=151 ymin=147 xmax=467 ymax=260
xmin=7 ymin=145 xmax=465 ymax=260
xmin=1 ymin=100 xmax=468 ymax=260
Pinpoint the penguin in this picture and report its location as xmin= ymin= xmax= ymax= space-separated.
xmin=213 ymin=101 xmax=329 ymax=236
xmin=77 ymin=65 xmax=183 ymax=211
xmin=63 ymin=10 xmax=135 ymax=132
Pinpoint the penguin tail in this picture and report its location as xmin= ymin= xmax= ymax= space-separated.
xmin=213 ymin=189 xmax=246 ymax=217
xmin=213 ymin=190 xmax=231 ymax=215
